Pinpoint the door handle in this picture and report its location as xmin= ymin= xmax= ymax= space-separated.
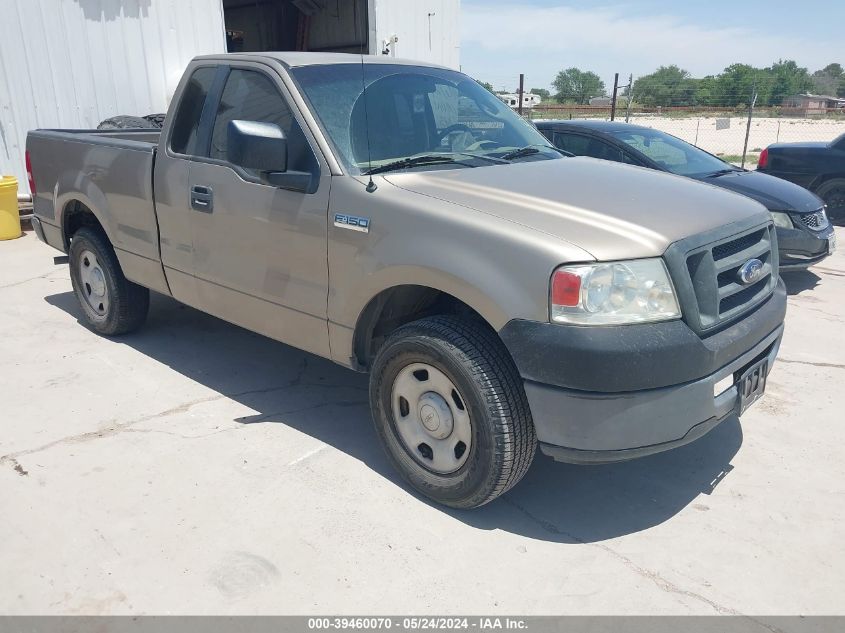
xmin=190 ymin=185 xmax=213 ymax=212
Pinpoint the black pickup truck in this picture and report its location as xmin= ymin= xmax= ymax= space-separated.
xmin=757 ymin=132 xmax=845 ymax=221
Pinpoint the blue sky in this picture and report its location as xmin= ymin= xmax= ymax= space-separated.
xmin=460 ymin=0 xmax=844 ymax=93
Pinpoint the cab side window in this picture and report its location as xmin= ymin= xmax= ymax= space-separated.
xmin=207 ymin=69 xmax=316 ymax=177
xmin=169 ymin=67 xmax=217 ymax=155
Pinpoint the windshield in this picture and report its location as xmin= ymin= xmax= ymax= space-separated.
xmin=607 ymin=127 xmax=736 ymax=177
xmin=291 ymin=63 xmax=561 ymax=174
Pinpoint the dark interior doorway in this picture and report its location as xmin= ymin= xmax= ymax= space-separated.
xmin=222 ymin=0 xmax=369 ymax=54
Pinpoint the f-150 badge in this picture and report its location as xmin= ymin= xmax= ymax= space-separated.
xmin=334 ymin=214 xmax=370 ymax=233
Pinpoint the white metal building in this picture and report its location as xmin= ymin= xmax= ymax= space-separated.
xmin=0 ymin=0 xmax=460 ymax=195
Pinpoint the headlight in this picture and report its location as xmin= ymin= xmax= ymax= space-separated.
xmin=770 ymin=211 xmax=793 ymax=229
xmin=551 ymin=258 xmax=681 ymax=325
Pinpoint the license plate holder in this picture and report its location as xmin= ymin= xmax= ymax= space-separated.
xmin=829 ymin=232 xmax=837 ymax=255
xmin=738 ymin=358 xmax=769 ymax=414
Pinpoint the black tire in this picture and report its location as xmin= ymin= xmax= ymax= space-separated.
xmin=142 ymin=113 xmax=166 ymax=128
xmin=815 ymin=178 xmax=845 ymax=221
xmin=96 ymin=115 xmax=158 ymax=130
xmin=369 ymin=315 xmax=536 ymax=509
xmin=68 ymin=227 xmax=149 ymax=335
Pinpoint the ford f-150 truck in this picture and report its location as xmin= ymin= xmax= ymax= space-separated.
xmin=27 ymin=53 xmax=787 ymax=508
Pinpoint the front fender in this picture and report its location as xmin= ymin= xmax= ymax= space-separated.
xmin=326 ymin=175 xmax=593 ymax=366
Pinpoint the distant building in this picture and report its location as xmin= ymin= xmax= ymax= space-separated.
xmin=782 ymin=94 xmax=845 ymax=116
xmin=498 ymin=93 xmax=542 ymax=109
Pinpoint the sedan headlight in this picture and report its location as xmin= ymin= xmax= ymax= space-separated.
xmin=551 ymin=258 xmax=681 ymax=325
xmin=770 ymin=211 xmax=793 ymax=229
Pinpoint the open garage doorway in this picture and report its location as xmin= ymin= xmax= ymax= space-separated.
xmin=223 ymin=0 xmax=369 ymax=54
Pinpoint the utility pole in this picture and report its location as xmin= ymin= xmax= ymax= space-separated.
xmin=518 ymin=73 xmax=525 ymax=116
xmin=741 ymin=82 xmax=759 ymax=168
xmin=625 ymin=73 xmax=633 ymax=122
xmin=427 ymin=12 xmax=435 ymax=50
xmin=610 ymin=73 xmax=619 ymax=121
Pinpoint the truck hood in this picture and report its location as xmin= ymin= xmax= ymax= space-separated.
xmin=384 ymin=157 xmax=770 ymax=261
xmin=701 ymin=170 xmax=823 ymax=213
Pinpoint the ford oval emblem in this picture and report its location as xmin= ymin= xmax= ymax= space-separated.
xmin=738 ymin=258 xmax=764 ymax=285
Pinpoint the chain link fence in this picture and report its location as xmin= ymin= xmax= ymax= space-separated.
xmin=525 ymin=105 xmax=845 ymax=166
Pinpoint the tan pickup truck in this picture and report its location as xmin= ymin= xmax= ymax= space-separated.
xmin=27 ymin=53 xmax=786 ymax=508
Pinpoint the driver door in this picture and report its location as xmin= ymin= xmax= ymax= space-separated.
xmin=186 ymin=64 xmax=331 ymax=358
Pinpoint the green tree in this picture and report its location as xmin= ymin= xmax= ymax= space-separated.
xmin=766 ymin=59 xmax=813 ymax=105
xmin=631 ymin=65 xmax=697 ymax=107
xmin=713 ymin=63 xmax=769 ymax=107
xmin=552 ymin=68 xmax=605 ymax=104
xmin=821 ymin=63 xmax=843 ymax=77
xmin=529 ymin=88 xmax=551 ymax=100
xmin=693 ymin=75 xmax=720 ymax=106
xmin=475 ymin=79 xmax=495 ymax=93
xmin=812 ymin=63 xmax=844 ymax=96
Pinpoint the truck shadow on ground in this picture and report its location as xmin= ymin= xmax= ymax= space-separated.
xmin=46 ymin=291 xmax=742 ymax=544
xmin=781 ymin=270 xmax=822 ymax=295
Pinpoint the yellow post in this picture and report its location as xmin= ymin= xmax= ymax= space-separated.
xmin=0 ymin=176 xmax=22 ymax=240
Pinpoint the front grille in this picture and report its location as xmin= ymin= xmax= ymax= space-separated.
xmin=712 ymin=229 xmax=765 ymax=260
xmin=681 ymin=224 xmax=777 ymax=331
xmin=795 ymin=208 xmax=829 ymax=231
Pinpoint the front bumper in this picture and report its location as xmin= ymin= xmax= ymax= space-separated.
xmin=777 ymin=223 xmax=834 ymax=271
xmin=499 ymin=279 xmax=787 ymax=464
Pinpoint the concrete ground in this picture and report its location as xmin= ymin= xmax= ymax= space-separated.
xmin=1 ymin=227 xmax=843 ymax=616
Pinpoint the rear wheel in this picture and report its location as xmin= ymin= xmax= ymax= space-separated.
xmin=815 ymin=178 xmax=845 ymax=222
xmin=369 ymin=315 xmax=536 ymax=508
xmin=68 ymin=227 xmax=149 ymax=335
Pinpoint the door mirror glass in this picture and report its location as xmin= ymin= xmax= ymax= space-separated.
xmin=226 ymin=120 xmax=288 ymax=173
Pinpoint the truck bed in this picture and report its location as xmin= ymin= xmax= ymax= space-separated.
xmin=27 ymin=128 xmax=167 ymax=293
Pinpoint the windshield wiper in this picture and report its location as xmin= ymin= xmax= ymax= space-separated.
xmin=499 ymin=144 xmax=566 ymax=161
xmin=447 ymin=151 xmax=510 ymax=164
xmin=707 ymin=168 xmax=740 ymax=178
xmin=365 ymin=155 xmax=461 ymax=176
xmin=500 ymin=146 xmax=541 ymax=161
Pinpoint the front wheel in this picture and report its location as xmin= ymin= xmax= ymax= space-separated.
xmin=68 ymin=227 xmax=149 ymax=335
xmin=369 ymin=316 xmax=536 ymax=508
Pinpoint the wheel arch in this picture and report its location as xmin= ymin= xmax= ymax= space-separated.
xmin=60 ymin=199 xmax=110 ymax=250
xmin=56 ymin=174 xmax=113 ymax=251
xmin=351 ymin=283 xmax=506 ymax=370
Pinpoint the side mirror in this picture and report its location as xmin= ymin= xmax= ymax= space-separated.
xmin=227 ymin=120 xmax=287 ymax=173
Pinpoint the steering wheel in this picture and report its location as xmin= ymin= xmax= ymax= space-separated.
xmin=437 ymin=123 xmax=474 ymax=141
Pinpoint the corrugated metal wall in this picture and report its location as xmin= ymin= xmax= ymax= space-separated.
xmin=374 ymin=0 xmax=460 ymax=70
xmin=0 ymin=0 xmax=226 ymax=194
xmin=0 ymin=0 xmax=462 ymax=195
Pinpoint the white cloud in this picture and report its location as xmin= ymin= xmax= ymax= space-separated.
xmin=461 ymin=3 xmax=836 ymax=86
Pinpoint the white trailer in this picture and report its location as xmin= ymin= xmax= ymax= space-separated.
xmin=0 ymin=0 xmax=460 ymax=195
xmin=499 ymin=93 xmax=542 ymax=110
